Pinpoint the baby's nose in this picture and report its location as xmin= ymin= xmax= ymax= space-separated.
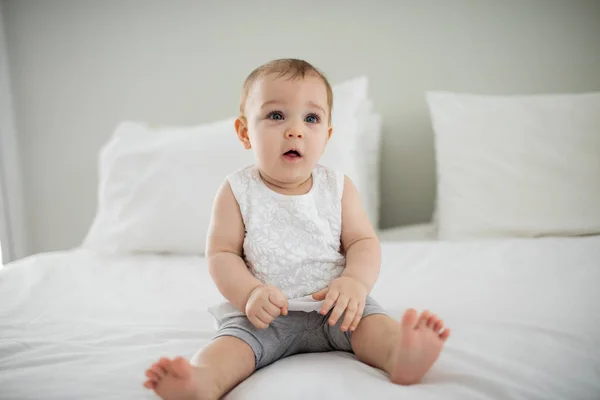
xmin=286 ymin=128 xmax=303 ymax=139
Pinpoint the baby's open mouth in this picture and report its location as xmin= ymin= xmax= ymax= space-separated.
xmin=283 ymin=150 xmax=301 ymax=158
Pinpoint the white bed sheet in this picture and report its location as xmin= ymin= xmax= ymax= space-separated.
xmin=1 ymin=237 xmax=599 ymax=400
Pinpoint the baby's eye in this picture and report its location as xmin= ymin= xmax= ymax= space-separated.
xmin=305 ymin=114 xmax=320 ymax=124
xmin=267 ymin=111 xmax=284 ymax=120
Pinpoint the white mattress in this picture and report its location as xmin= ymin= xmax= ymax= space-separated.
xmin=1 ymin=236 xmax=599 ymax=400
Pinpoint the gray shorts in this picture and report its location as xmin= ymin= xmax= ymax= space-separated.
xmin=211 ymin=296 xmax=387 ymax=370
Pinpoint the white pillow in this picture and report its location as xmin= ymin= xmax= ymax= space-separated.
xmin=356 ymin=100 xmax=382 ymax=227
xmin=324 ymin=105 xmax=382 ymax=226
xmin=83 ymin=77 xmax=379 ymax=255
xmin=327 ymin=77 xmax=382 ymax=227
xmin=427 ymin=91 xmax=600 ymax=240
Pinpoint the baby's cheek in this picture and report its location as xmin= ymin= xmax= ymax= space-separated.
xmin=317 ymin=135 xmax=330 ymax=150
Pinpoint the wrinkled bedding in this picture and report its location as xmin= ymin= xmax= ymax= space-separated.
xmin=1 ymin=236 xmax=599 ymax=399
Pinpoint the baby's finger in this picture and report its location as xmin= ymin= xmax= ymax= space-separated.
xmin=264 ymin=301 xmax=282 ymax=318
xmin=350 ymin=302 xmax=365 ymax=331
xmin=281 ymin=295 xmax=289 ymax=316
xmin=268 ymin=290 xmax=289 ymax=315
xmin=268 ymin=290 xmax=287 ymax=309
xmin=320 ymin=290 xmax=339 ymax=315
xmin=312 ymin=287 xmax=329 ymax=301
xmin=249 ymin=315 xmax=269 ymax=329
xmin=328 ymin=295 xmax=349 ymax=326
xmin=340 ymin=300 xmax=358 ymax=332
xmin=256 ymin=308 xmax=274 ymax=325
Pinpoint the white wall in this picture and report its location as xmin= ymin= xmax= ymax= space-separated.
xmin=3 ymin=0 xmax=600 ymax=256
xmin=0 ymin=0 xmax=26 ymax=263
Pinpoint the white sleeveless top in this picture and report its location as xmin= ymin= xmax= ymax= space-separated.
xmin=208 ymin=164 xmax=347 ymax=323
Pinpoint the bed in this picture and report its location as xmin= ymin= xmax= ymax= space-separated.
xmin=2 ymin=79 xmax=600 ymax=400
xmin=1 ymin=231 xmax=599 ymax=399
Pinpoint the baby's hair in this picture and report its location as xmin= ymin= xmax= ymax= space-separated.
xmin=239 ymin=58 xmax=333 ymax=124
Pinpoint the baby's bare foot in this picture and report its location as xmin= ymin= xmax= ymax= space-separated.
xmin=143 ymin=356 xmax=217 ymax=400
xmin=389 ymin=309 xmax=450 ymax=385
xmin=144 ymin=357 xmax=171 ymax=391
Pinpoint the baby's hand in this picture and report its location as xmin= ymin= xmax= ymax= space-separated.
xmin=245 ymin=284 xmax=289 ymax=329
xmin=312 ymin=276 xmax=368 ymax=332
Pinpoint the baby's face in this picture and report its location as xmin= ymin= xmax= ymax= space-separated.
xmin=240 ymin=73 xmax=332 ymax=186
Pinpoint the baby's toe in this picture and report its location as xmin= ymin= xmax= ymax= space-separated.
xmin=155 ymin=361 xmax=169 ymax=376
xmin=434 ymin=319 xmax=444 ymax=333
xmin=401 ymin=308 xmax=418 ymax=329
xmin=146 ymin=369 xmax=160 ymax=382
xmin=143 ymin=379 xmax=157 ymax=389
xmin=170 ymin=357 xmax=192 ymax=379
xmin=159 ymin=357 xmax=172 ymax=369
xmin=152 ymin=364 xmax=166 ymax=379
xmin=417 ymin=311 xmax=431 ymax=328
xmin=439 ymin=328 xmax=451 ymax=341
xmin=426 ymin=314 xmax=438 ymax=328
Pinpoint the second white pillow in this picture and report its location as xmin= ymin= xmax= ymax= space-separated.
xmin=427 ymin=91 xmax=600 ymax=240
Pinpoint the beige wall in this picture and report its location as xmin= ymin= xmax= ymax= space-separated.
xmin=4 ymin=0 xmax=600 ymax=256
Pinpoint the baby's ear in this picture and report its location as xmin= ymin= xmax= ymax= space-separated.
xmin=321 ymin=126 xmax=333 ymax=155
xmin=234 ymin=117 xmax=252 ymax=150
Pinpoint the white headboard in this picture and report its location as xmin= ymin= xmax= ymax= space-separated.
xmin=4 ymin=0 xmax=600 ymax=256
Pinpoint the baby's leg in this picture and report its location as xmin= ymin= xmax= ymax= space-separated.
xmin=144 ymin=311 xmax=309 ymax=399
xmin=351 ymin=309 xmax=450 ymax=385
xmin=143 ymin=336 xmax=254 ymax=400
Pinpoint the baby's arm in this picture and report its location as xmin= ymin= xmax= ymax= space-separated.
xmin=339 ymin=175 xmax=381 ymax=292
xmin=315 ymin=176 xmax=381 ymax=331
xmin=205 ymin=181 xmax=263 ymax=312
xmin=206 ymin=181 xmax=289 ymax=328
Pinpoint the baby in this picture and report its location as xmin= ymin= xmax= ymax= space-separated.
xmin=143 ymin=59 xmax=450 ymax=400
